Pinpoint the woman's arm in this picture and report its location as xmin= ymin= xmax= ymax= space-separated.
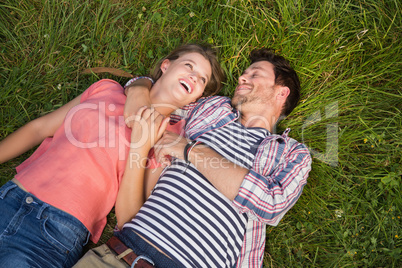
xmin=144 ymin=166 xmax=165 ymax=199
xmin=115 ymin=107 xmax=169 ymax=229
xmin=124 ymin=78 xmax=153 ymax=128
xmin=0 ymin=94 xmax=82 ymax=164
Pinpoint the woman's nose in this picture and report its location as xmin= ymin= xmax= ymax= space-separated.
xmin=189 ymin=72 xmax=198 ymax=83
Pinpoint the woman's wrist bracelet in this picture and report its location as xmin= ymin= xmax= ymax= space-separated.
xmin=124 ymin=76 xmax=154 ymax=90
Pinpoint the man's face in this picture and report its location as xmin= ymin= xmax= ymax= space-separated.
xmin=231 ymin=61 xmax=277 ymax=110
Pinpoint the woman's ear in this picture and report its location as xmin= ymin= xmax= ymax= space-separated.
xmin=160 ymin=59 xmax=171 ymax=73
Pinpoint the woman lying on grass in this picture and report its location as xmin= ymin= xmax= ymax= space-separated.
xmin=0 ymin=43 xmax=224 ymax=268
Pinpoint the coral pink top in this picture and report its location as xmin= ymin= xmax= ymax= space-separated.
xmin=15 ymin=79 xmax=130 ymax=242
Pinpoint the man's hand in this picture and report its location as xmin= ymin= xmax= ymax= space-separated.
xmin=153 ymin=131 xmax=189 ymax=166
xmin=124 ymin=79 xmax=153 ymax=128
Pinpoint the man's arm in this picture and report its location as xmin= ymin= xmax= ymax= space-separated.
xmin=189 ymin=143 xmax=248 ymax=200
xmin=154 ymin=131 xmax=252 ymax=200
xmin=154 ymin=131 xmax=311 ymax=224
xmin=192 ymin=140 xmax=311 ymax=224
xmin=233 ymin=140 xmax=311 ymax=225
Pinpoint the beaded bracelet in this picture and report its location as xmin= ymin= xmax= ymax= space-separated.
xmin=124 ymin=76 xmax=155 ymax=89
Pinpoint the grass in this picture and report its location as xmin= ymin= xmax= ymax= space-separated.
xmin=1 ymin=0 xmax=401 ymax=267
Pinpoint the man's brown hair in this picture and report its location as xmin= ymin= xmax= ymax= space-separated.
xmin=250 ymin=48 xmax=301 ymax=117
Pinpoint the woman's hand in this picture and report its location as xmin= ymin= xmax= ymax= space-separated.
xmin=129 ymin=106 xmax=170 ymax=152
xmin=115 ymin=106 xmax=169 ymax=228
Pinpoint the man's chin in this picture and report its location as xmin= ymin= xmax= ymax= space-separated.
xmin=231 ymin=96 xmax=247 ymax=109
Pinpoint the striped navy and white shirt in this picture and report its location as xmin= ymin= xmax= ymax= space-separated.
xmin=124 ymin=96 xmax=312 ymax=267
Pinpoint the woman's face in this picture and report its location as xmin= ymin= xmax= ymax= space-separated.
xmin=153 ymin=52 xmax=212 ymax=108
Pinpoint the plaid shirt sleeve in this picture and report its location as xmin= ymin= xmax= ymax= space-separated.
xmin=233 ymin=131 xmax=311 ymax=225
xmin=234 ymin=130 xmax=312 ymax=267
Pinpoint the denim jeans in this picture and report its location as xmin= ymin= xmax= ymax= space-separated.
xmin=0 ymin=181 xmax=89 ymax=268
xmin=116 ymin=227 xmax=183 ymax=268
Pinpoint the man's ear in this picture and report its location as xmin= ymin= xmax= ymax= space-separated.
xmin=160 ymin=59 xmax=171 ymax=73
xmin=277 ymin=86 xmax=290 ymax=100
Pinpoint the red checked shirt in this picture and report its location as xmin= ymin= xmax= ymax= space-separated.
xmin=171 ymin=96 xmax=312 ymax=268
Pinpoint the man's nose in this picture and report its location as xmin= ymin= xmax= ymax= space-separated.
xmin=239 ymin=74 xmax=248 ymax=83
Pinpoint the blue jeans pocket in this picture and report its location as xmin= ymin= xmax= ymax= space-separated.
xmin=40 ymin=214 xmax=80 ymax=253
